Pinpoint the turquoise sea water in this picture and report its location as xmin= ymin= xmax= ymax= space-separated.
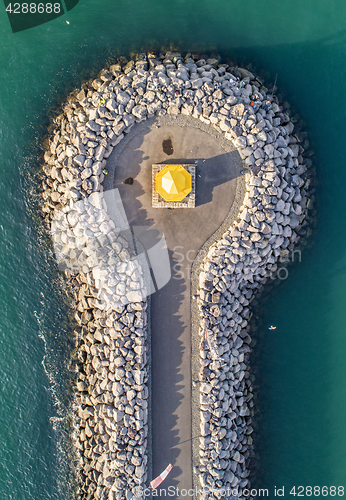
xmin=1 ymin=1 xmax=346 ymax=498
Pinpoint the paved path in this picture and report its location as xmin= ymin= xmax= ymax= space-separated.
xmin=105 ymin=116 xmax=241 ymax=497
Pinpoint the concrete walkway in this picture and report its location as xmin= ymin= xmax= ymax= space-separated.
xmin=105 ymin=116 xmax=242 ymax=496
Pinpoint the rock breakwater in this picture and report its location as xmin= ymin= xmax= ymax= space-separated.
xmin=40 ymin=50 xmax=313 ymax=499
xmin=50 ymin=192 xmax=151 ymax=499
xmin=190 ymin=64 xmax=312 ymax=497
xmin=193 ymin=159 xmax=310 ymax=496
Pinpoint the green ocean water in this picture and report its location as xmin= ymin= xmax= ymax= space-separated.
xmin=0 ymin=0 xmax=346 ymax=498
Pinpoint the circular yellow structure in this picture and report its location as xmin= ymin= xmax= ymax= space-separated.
xmin=156 ymin=165 xmax=192 ymax=202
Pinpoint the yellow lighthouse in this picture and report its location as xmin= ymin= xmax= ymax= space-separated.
xmin=156 ymin=165 xmax=192 ymax=202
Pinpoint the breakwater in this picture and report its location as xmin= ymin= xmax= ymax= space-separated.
xmin=192 ymin=121 xmax=310 ymax=495
xmin=40 ymin=50 xmax=311 ymax=499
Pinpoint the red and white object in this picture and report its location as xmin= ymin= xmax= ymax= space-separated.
xmin=150 ymin=464 xmax=173 ymax=489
